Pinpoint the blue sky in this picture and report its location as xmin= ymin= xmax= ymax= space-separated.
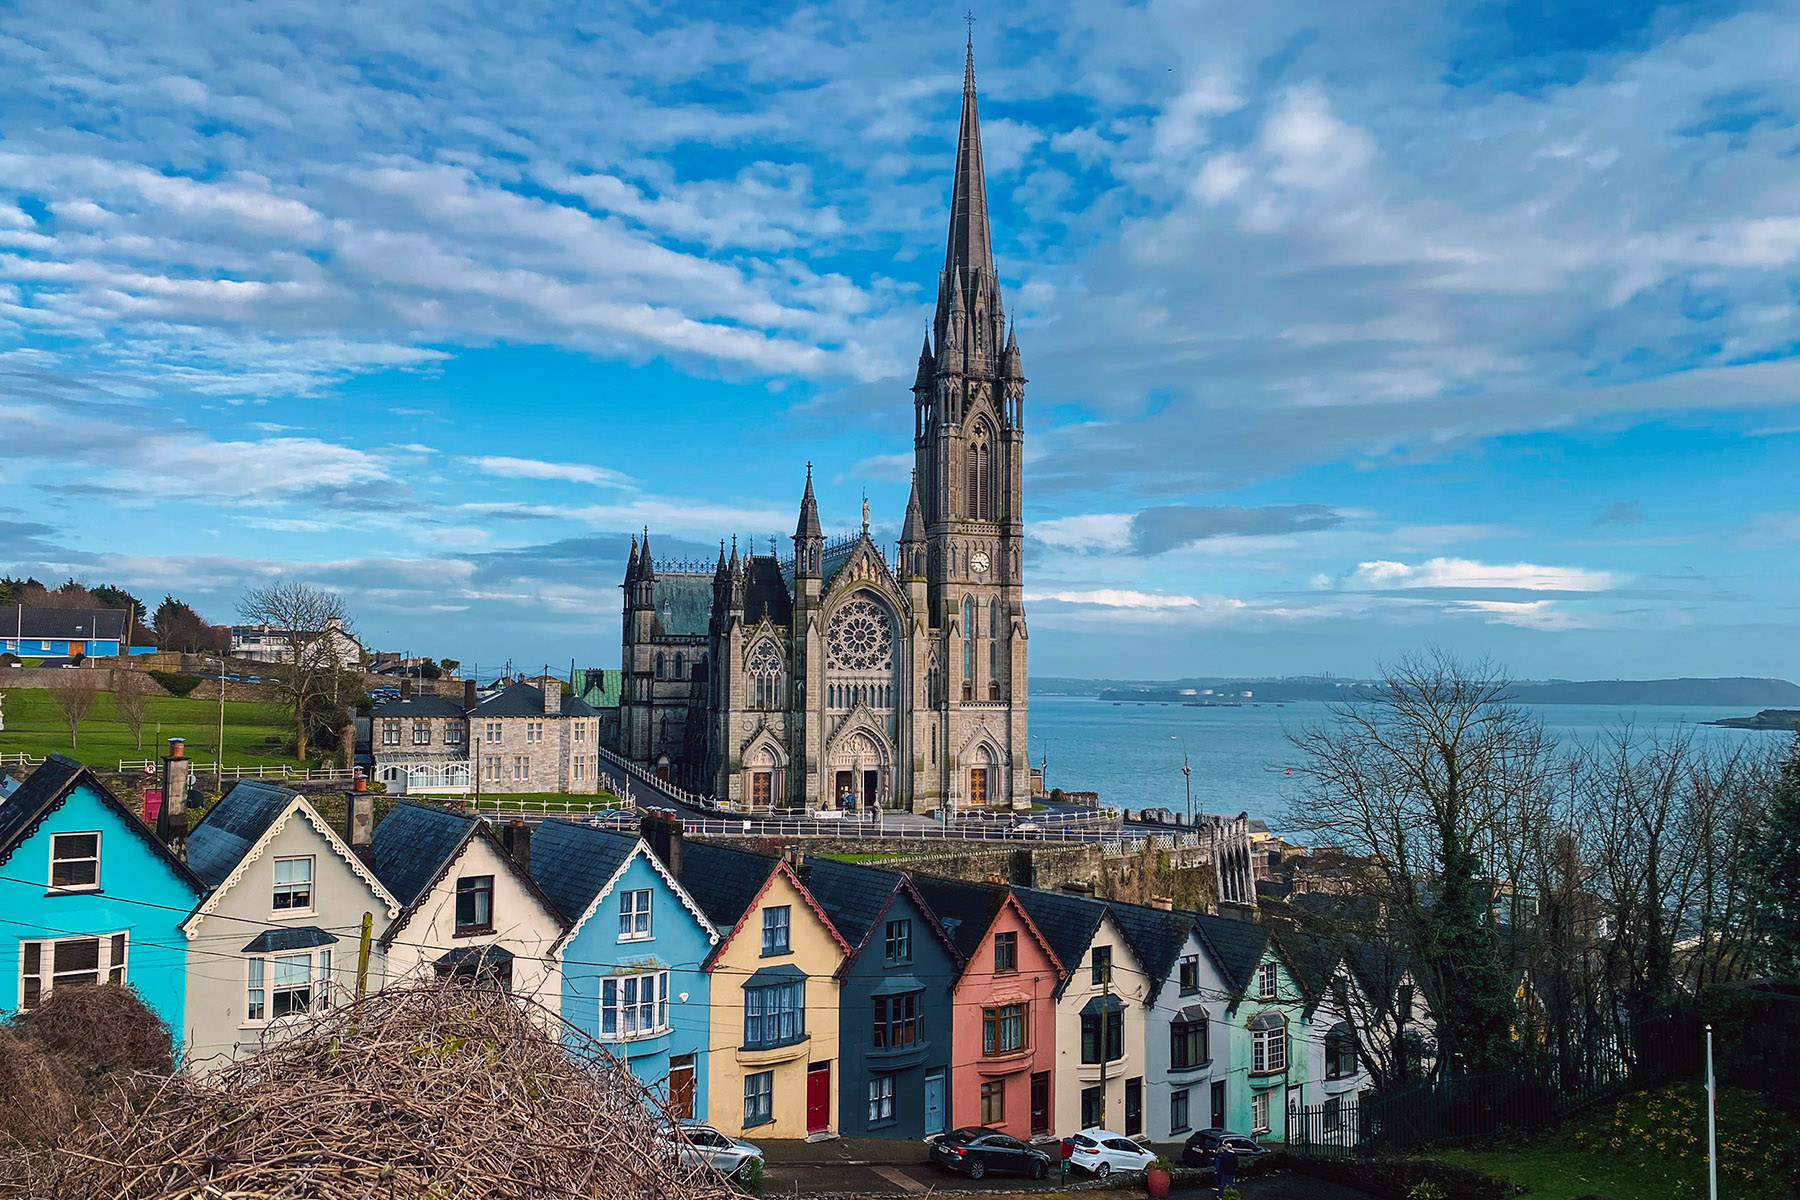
xmin=4 ymin=0 xmax=1800 ymax=681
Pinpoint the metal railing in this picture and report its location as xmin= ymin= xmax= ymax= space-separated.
xmin=674 ymin=814 xmax=1124 ymax=843
xmin=593 ymin=745 xmax=716 ymax=809
xmin=116 ymin=760 xmax=356 ymax=783
xmin=0 ymin=752 xmax=46 ymax=768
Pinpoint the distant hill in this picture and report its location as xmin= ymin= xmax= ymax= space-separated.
xmin=1034 ymin=676 xmax=1800 ymax=707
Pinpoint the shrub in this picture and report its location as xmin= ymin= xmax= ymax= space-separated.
xmin=16 ymin=983 xmax=174 ymax=1080
xmin=147 ymin=670 xmax=200 ymax=698
xmin=0 ymin=1030 xmax=79 ymax=1144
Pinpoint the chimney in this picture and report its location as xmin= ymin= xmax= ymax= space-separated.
xmin=345 ymin=784 xmax=373 ymax=854
xmin=542 ymin=678 xmax=562 ymax=715
xmin=400 ymin=678 xmax=413 ymax=701
xmin=503 ymin=819 xmax=532 ymax=873
xmin=781 ymin=844 xmax=804 ymax=871
xmin=463 ymin=678 xmax=477 ymax=710
xmin=640 ymin=810 xmax=684 ymax=881
xmin=1150 ymin=896 xmax=1174 ymax=911
xmin=157 ymin=737 xmax=190 ymax=863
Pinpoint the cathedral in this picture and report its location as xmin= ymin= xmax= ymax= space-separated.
xmin=616 ymin=46 xmax=1029 ymax=813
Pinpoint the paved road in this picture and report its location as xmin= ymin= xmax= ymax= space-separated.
xmin=762 ymin=1158 xmax=1369 ymax=1199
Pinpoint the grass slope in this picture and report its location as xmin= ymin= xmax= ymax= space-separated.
xmin=1432 ymin=1083 xmax=1799 ymax=1200
xmin=0 ymin=687 xmax=301 ymax=769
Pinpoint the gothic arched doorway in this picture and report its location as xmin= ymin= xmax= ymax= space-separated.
xmin=828 ymin=728 xmax=890 ymax=811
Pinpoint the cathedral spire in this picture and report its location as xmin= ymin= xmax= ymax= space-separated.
xmin=795 ymin=462 xmax=823 ymax=541
xmin=944 ymin=39 xmax=993 ymax=280
xmin=625 ymin=534 xmax=640 ymax=584
xmin=637 ymin=529 xmax=656 ymax=581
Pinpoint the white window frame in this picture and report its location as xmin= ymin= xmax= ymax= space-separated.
xmin=48 ymin=831 xmax=102 ymax=892
xmin=599 ymin=970 xmax=669 ymax=1038
xmin=446 ymin=722 xmax=463 ymax=745
xmin=1251 ymin=1090 xmax=1271 ymax=1136
xmin=412 ymin=719 xmax=431 ymax=745
xmin=483 ymin=755 xmax=502 ymax=783
xmin=526 ymin=720 xmax=543 ymax=744
xmin=381 ymin=718 xmax=400 ymax=745
xmin=512 ymin=755 xmax=530 ymax=781
xmin=485 ymin=721 xmax=502 ymax=743
xmin=19 ymin=932 xmax=128 ymax=1009
xmin=1257 ymin=960 xmax=1278 ymax=1000
xmin=245 ymin=948 xmax=333 ymax=1025
xmin=618 ymin=889 xmax=653 ymax=941
xmin=1252 ymin=1020 xmax=1287 ymax=1073
xmin=271 ymin=855 xmax=315 ymax=915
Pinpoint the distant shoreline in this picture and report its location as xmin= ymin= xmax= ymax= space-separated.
xmin=1033 ymin=676 xmax=1800 ymax=708
xmin=1703 ymin=709 xmax=1800 ymax=731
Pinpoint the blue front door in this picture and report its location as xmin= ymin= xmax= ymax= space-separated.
xmin=924 ymin=1069 xmax=946 ymax=1135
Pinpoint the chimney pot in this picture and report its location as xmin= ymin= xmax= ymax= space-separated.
xmin=345 ymin=788 xmax=373 ymax=852
xmin=463 ymin=678 xmax=477 ymax=711
xmin=168 ymin=736 xmax=185 ymax=759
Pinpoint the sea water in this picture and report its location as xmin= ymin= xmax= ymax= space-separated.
xmin=1027 ymin=695 xmax=1778 ymax=827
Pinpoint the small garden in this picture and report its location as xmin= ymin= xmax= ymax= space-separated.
xmin=0 ymin=688 xmax=300 ymax=769
xmin=1430 ymin=1083 xmax=1800 ymax=1200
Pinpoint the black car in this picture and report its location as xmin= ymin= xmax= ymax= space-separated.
xmin=930 ymin=1127 xmax=1052 ymax=1180
xmin=1180 ymin=1129 xmax=1269 ymax=1169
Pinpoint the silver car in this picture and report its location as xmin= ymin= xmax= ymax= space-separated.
xmin=669 ymin=1120 xmax=762 ymax=1177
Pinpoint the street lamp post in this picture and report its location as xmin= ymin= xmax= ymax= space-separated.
xmin=1170 ymin=735 xmax=1192 ymax=824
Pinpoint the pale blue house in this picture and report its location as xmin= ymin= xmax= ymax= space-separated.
xmin=0 ymin=755 xmax=203 ymax=1041
xmin=530 ymin=817 xmax=718 ymax=1119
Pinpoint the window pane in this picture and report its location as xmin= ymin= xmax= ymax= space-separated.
xmin=53 ymin=939 xmax=100 ymax=974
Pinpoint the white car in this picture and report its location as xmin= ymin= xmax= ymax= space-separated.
xmin=1064 ymin=1129 xmax=1157 ymax=1179
xmin=666 ymin=1121 xmax=762 ymax=1177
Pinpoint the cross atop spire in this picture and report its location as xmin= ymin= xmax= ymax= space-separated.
xmin=944 ymin=37 xmax=992 ymax=279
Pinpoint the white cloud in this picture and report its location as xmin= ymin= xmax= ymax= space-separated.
xmin=1339 ymin=557 xmax=1618 ymax=592
xmin=1024 ymin=587 xmax=1204 ymax=609
xmin=471 ymin=456 xmax=635 ymax=488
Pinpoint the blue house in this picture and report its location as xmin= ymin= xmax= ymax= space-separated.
xmin=529 ymin=816 xmax=718 ymax=1120
xmin=0 ymin=605 xmax=150 ymax=657
xmin=798 ymin=859 xmax=963 ymax=1140
xmin=0 ymin=755 xmax=203 ymax=1042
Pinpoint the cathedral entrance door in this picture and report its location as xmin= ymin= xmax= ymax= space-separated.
xmin=862 ymin=769 xmax=879 ymax=809
xmin=833 ymin=770 xmax=854 ymax=808
xmin=751 ymin=772 xmax=772 ymax=808
xmin=969 ymin=767 xmax=988 ymax=807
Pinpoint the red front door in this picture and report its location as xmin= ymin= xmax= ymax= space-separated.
xmin=806 ymin=1062 xmax=831 ymax=1133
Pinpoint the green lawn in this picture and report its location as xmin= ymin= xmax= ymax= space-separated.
xmin=1431 ymin=1084 xmax=1800 ymax=1200
xmin=0 ymin=687 xmax=302 ymax=769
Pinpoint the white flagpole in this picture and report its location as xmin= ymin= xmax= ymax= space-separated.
xmin=1706 ymin=1023 xmax=1718 ymax=1200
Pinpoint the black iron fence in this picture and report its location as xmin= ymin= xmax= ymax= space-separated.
xmin=1288 ymin=1010 xmax=1702 ymax=1158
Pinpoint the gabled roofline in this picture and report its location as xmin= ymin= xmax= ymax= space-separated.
xmin=702 ymin=858 xmax=849 ymax=972
xmin=829 ymin=873 xmax=963 ymax=982
xmin=0 ymin=755 xmax=203 ymax=894
xmin=564 ymin=839 xmax=719 ymax=949
xmin=182 ymin=795 xmax=401 ymax=937
xmin=379 ymin=818 xmax=571 ymax=951
xmin=949 ymin=889 xmax=1064 ymax=995
xmin=1051 ymin=908 xmax=1146 ymax=1001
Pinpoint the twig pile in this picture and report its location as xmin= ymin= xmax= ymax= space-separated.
xmin=1 ymin=982 xmax=739 ymax=1200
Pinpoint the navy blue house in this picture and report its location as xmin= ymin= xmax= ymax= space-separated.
xmin=798 ymin=859 xmax=962 ymax=1140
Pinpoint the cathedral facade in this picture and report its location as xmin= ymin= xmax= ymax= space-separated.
xmin=616 ymin=48 xmax=1029 ymax=813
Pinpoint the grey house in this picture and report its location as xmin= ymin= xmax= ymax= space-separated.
xmin=180 ymin=782 xmax=399 ymax=1071
xmin=798 ymin=859 xmax=962 ymax=1140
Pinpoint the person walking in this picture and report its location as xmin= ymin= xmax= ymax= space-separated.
xmin=1213 ymin=1142 xmax=1239 ymax=1198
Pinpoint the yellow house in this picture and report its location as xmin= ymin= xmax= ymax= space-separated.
xmin=682 ymin=843 xmax=847 ymax=1138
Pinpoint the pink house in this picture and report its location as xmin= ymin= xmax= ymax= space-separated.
xmin=918 ymin=878 xmax=1064 ymax=1139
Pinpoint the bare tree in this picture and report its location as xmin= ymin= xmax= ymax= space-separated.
xmin=50 ymin=685 xmax=99 ymax=749
xmin=1285 ymin=648 xmax=1556 ymax=1076
xmin=112 ymin=670 xmax=154 ymax=752
xmin=237 ymin=581 xmax=356 ymax=762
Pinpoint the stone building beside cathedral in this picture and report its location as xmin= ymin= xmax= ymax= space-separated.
xmin=616 ymin=49 xmax=1029 ymax=813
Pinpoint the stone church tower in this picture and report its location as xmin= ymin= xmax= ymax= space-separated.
xmin=616 ymin=44 xmax=1030 ymax=813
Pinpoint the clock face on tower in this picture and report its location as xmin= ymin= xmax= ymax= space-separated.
xmin=970 ymin=550 xmax=990 ymax=576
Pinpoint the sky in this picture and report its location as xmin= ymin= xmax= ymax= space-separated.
xmin=4 ymin=0 xmax=1800 ymax=682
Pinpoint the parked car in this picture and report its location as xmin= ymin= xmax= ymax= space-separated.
xmin=1063 ymin=1129 xmax=1156 ymax=1179
xmin=1180 ymin=1129 xmax=1270 ymax=1169
xmin=665 ymin=1121 xmax=762 ymax=1177
xmin=930 ymin=1127 xmax=1052 ymax=1180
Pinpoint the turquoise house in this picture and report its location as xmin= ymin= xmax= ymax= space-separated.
xmin=0 ymin=756 xmax=203 ymax=1043
xmin=529 ymin=817 xmax=718 ymax=1119
xmin=1193 ymin=913 xmax=1308 ymax=1142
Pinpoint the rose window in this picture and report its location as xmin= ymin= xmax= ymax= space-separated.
xmin=827 ymin=598 xmax=893 ymax=672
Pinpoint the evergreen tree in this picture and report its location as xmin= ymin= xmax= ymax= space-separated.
xmin=1744 ymin=734 xmax=1800 ymax=982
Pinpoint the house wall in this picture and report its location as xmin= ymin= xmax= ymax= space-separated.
xmin=182 ymin=804 xmax=396 ymax=1072
xmin=561 ymin=851 xmax=715 ymax=1121
xmin=0 ymin=781 xmax=200 ymax=1040
xmin=377 ymin=836 xmax=563 ymax=1012
xmin=947 ymin=896 xmax=1059 ymax=1140
xmin=1050 ymin=914 xmax=1151 ymax=1136
xmin=1220 ymin=951 xmax=1307 ymax=1142
xmin=472 ymin=712 xmax=603 ymax=794
xmin=1143 ymin=929 xmax=1233 ymax=1143
xmin=705 ymin=871 xmax=842 ymax=1139
xmin=835 ymin=889 xmax=957 ymax=1139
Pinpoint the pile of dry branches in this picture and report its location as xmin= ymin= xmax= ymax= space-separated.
xmin=2 ymin=982 xmax=738 ymax=1200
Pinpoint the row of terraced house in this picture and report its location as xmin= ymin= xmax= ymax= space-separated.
xmin=0 ymin=750 xmax=1431 ymax=1147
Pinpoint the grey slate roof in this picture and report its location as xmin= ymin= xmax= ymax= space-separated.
xmin=743 ymin=557 xmax=792 ymax=626
xmin=370 ymin=694 xmax=467 ymax=720
xmin=794 ymin=857 xmax=895 ymax=949
xmin=0 ymin=754 xmax=202 ymax=891
xmin=1107 ymin=901 xmax=1196 ymax=1006
xmin=906 ymin=873 xmax=1008 ymax=961
xmin=1190 ymin=911 xmax=1270 ymax=1000
xmin=527 ymin=820 xmax=640 ymax=925
xmin=1012 ymin=887 xmax=1109 ymax=992
xmin=650 ymin=574 xmax=713 ymax=638
xmin=242 ymin=926 xmax=337 ymax=953
xmin=674 ymin=840 xmax=779 ymax=930
xmin=187 ymin=780 xmax=297 ymax=887
xmin=471 ymin=682 xmax=599 ymax=719
xmin=369 ymin=801 xmax=480 ymax=907
xmin=0 ymin=605 xmax=128 ymax=641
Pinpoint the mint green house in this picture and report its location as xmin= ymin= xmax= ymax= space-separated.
xmin=1192 ymin=914 xmax=1308 ymax=1141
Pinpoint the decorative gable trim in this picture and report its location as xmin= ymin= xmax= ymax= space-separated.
xmin=952 ymin=891 xmax=1063 ymax=994
xmin=182 ymin=797 xmax=401 ymax=938
xmin=382 ymin=821 xmax=574 ymax=951
xmin=702 ymin=859 xmax=849 ymax=971
xmin=0 ymin=764 xmax=204 ymax=894
xmin=564 ymin=841 xmax=720 ymax=948
xmin=832 ymin=875 xmax=966 ymax=982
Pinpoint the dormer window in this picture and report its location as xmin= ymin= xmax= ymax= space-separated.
xmin=49 ymin=832 xmax=100 ymax=891
xmin=456 ymin=875 xmax=494 ymax=934
xmin=1257 ymin=961 xmax=1278 ymax=1000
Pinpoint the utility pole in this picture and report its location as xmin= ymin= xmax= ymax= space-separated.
xmin=216 ymin=653 xmax=226 ymax=791
xmin=1099 ymin=952 xmax=1112 ymax=1130
xmin=1706 ymin=1024 xmax=1718 ymax=1200
xmin=355 ymin=911 xmax=373 ymax=998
